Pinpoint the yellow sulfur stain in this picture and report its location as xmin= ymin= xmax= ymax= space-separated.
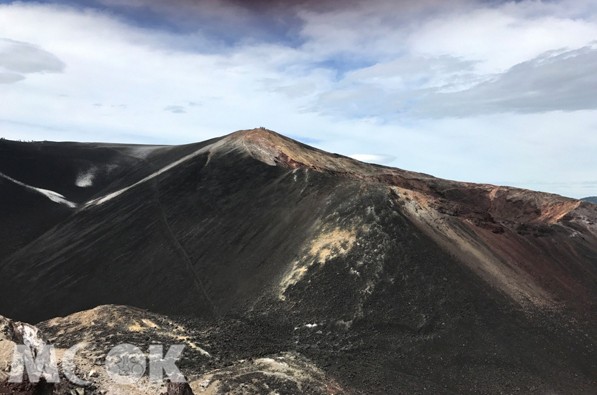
xmin=127 ymin=319 xmax=159 ymax=332
xmin=280 ymin=227 xmax=357 ymax=298
xmin=309 ymin=228 xmax=357 ymax=263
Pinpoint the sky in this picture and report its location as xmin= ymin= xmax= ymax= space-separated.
xmin=0 ymin=0 xmax=596 ymax=198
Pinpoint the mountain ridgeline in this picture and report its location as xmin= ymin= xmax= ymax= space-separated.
xmin=0 ymin=129 xmax=595 ymax=394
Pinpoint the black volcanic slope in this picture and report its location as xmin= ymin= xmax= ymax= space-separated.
xmin=0 ymin=129 xmax=595 ymax=394
xmin=583 ymin=196 xmax=597 ymax=204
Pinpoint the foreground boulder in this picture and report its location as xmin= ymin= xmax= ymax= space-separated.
xmin=164 ymin=382 xmax=195 ymax=395
xmin=0 ymin=315 xmax=55 ymax=394
xmin=189 ymin=352 xmax=345 ymax=395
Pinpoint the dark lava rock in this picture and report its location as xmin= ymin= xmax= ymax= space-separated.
xmin=164 ymin=381 xmax=194 ymax=395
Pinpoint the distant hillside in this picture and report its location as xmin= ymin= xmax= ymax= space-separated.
xmin=582 ymin=196 xmax=597 ymax=204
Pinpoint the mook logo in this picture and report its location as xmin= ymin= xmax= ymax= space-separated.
xmin=9 ymin=342 xmax=186 ymax=385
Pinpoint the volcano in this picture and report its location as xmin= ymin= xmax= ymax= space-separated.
xmin=0 ymin=128 xmax=595 ymax=394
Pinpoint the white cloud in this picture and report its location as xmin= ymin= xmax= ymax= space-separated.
xmin=349 ymin=154 xmax=396 ymax=165
xmin=0 ymin=38 xmax=65 ymax=83
xmin=413 ymin=45 xmax=597 ymax=117
xmin=0 ymin=72 xmax=24 ymax=84
xmin=409 ymin=5 xmax=597 ymax=74
xmin=164 ymin=105 xmax=187 ymax=114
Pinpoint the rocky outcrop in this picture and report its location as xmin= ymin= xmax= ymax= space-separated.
xmin=164 ymin=382 xmax=194 ymax=395
xmin=188 ymin=352 xmax=344 ymax=395
xmin=0 ymin=315 xmax=55 ymax=394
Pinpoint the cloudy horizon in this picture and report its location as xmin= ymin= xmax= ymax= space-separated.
xmin=1 ymin=0 xmax=596 ymax=198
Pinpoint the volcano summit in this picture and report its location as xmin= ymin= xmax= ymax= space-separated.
xmin=0 ymin=128 xmax=595 ymax=394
